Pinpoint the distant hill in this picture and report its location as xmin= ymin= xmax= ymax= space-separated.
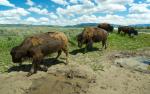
xmin=129 ymin=24 xmax=150 ymax=27
xmin=64 ymin=23 xmax=98 ymax=28
xmin=64 ymin=23 xmax=121 ymax=28
xmin=0 ymin=23 xmax=150 ymax=28
xmin=0 ymin=24 xmax=55 ymax=27
xmin=65 ymin=23 xmax=150 ymax=28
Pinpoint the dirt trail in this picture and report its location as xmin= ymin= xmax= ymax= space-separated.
xmin=0 ymin=49 xmax=150 ymax=94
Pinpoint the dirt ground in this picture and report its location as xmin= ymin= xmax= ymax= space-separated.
xmin=0 ymin=49 xmax=150 ymax=94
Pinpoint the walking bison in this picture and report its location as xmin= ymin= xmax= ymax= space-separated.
xmin=77 ymin=27 xmax=108 ymax=53
xmin=97 ymin=23 xmax=114 ymax=32
xmin=10 ymin=32 xmax=68 ymax=76
xmin=118 ymin=26 xmax=138 ymax=37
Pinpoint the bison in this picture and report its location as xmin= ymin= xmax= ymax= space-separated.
xmin=97 ymin=23 xmax=114 ymax=33
xmin=10 ymin=32 xmax=68 ymax=76
xmin=118 ymin=26 xmax=138 ymax=37
xmin=77 ymin=27 xmax=108 ymax=53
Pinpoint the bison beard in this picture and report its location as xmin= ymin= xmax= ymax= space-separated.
xmin=10 ymin=32 xmax=68 ymax=76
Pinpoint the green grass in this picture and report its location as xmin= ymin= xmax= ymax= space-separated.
xmin=0 ymin=27 xmax=150 ymax=72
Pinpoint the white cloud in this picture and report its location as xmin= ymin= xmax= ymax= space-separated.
xmin=0 ymin=8 xmax=30 ymax=17
xmin=28 ymin=7 xmax=48 ymax=15
xmin=25 ymin=17 xmax=50 ymax=25
xmin=107 ymin=0 xmax=133 ymax=4
xmin=147 ymin=0 xmax=150 ymax=2
xmin=70 ymin=0 xmax=78 ymax=4
xmin=94 ymin=0 xmax=133 ymax=5
xmin=129 ymin=3 xmax=150 ymax=13
xmin=39 ymin=17 xmax=49 ymax=22
xmin=56 ymin=3 xmax=126 ymax=17
xmin=0 ymin=0 xmax=15 ymax=7
xmin=49 ymin=12 xmax=58 ymax=19
xmin=26 ymin=0 xmax=35 ymax=6
xmin=26 ymin=17 xmax=38 ymax=23
xmin=0 ymin=16 xmax=21 ymax=24
xmin=51 ymin=0 xmax=68 ymax=5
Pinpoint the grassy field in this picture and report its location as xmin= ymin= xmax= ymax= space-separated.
xmin=0 ymin=26 xmax=150 ymax=72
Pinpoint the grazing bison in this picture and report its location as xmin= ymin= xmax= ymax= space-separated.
xmin=97 ymin=23 xmax=114 ymax=32
xmin=118 ymin=26 xmax=138 ymax=36
xmin=10 ymin=32 xmax=68 ymax=76
xmin=77 ymin=27 xmax=108 ymax=52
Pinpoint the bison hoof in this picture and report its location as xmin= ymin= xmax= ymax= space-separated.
xmin=64 ymin=62 xmax=68 ymax=65
xmin=39 ymin=65 xmax=48 ymax=72
xmin=41 ymin=67 xmax=48 ymax=72
xmin=26 ymin=72 xmax=33 ymax=77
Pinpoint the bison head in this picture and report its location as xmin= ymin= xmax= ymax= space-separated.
xmin=10 ymin=46 xmax=23 ymax=63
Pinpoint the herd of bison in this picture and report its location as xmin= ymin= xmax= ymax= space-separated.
xmin=10 ymin=23 xmax=138 ymax=76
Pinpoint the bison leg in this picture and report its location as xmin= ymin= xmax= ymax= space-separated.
xmin=84 ymin=44 xmax=88 ymax=53
xmin=118 ymin=30 xmax=121 ymax=34
xmin=27 ymin=61 xmax=38 ymax=77
xmin=88 ymin=39 xmax=93 ymax=50
xmin=62 ymin=48 xmax=69 ymax=64
xmin=51 ymin=50 xmax=62 ymax=63
xmin=27 ymin=53 xmax=43 ymax=77
xmin=102 ymin=40 xmax=107 ymax=49
xmin=84 ymin=39 xmax=93 ymax=53
xmin=55 ymin=50 xmax=62 ymax=60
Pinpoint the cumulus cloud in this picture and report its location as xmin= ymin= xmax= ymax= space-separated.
xmin=0 ymin=16 xmax=21 ymax=24
xmin=26 ymin=0 xmax=35 ymax=6
xmin=94 ymin=0 xmax=134 ymax=5
xmin=26 ymin=17 xmax=38 ymax=23
xmin=69 ymin=0 xmax=78 ymax=4
xmin=0 ymin=7 xmax=30 ymax=24
xmin=25 ymin=17 xmax=50 ymax=25
xmin=0 ymin=8 xmax=30 ymax=17
xmin=0 ymin=0 xmax=150 ymax=25
xmin=0 ymin=0 xmax=15 ymax=7
xmin=49 ymin=12 xmax=58 ymax=19
xmin=147 ymin=0 xmax=150 ymax=2
xmin=28 ymin=7 xmax=49 ymax=15
xmin=129 ymin=3 xmax=150 ymax=13
xmin=51 ymin=0 xmax=68 ymax=5
xmin=56 ymin=3 xmax=126 ymax=17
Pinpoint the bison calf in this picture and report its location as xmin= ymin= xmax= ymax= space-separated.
xmin=77 ymin=27 xmax=108 ymax=53
xmin=10 ymin=32 xmax=68 ymax=76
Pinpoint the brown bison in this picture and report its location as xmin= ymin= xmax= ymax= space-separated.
xmin=97 ymin=23 xmax=114 ymax=32
xmin=118 ymin=26 xmax=138 ymax=36
xmin=10 ymin=32 xmax=68 ymax=76
xmin=77 ymin=27 xmax=108 ymax=52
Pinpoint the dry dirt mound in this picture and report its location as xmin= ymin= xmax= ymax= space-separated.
xmin=0 ymin=63 xmax=96 ymax=94
xmin=88 ymin=64 xmax=150 ymax=94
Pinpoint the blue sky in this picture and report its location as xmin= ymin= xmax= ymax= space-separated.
xmin=0 ymin=0 xmax=150 ymax=26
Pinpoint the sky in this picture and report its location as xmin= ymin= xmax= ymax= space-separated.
xmin=0 ymin=0 xmax=150 ymax=26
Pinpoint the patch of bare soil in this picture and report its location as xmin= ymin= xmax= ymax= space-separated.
xmin=0 ymin=64 xmax=96 ymax=94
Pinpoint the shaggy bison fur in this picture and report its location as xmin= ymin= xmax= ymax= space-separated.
xmin=77 ymin=27 xmax=108 ymax=52
xmin=10 ymin=32 xmax=68 ymax=76
xmin=97 ymin=23 xmax=114 ymax=32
